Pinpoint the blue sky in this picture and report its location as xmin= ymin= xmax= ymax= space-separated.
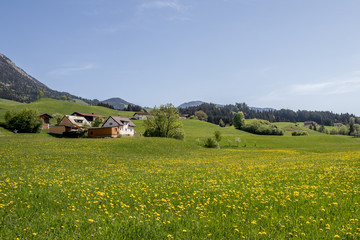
xmin=2 ymin=0 xmax=360 ymax=115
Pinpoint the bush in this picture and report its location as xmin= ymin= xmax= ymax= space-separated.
xmin=241 ymin=119 xmax=283 ymax=136
xmin=292 ymin=131 xmax=308 ymax=136
xmin=5 ymin=109 xmax=43 ymax=133
xmin=204 ymin=137 xmax=219 ymax=148
xmin=214 ymin=130 xmax=222 ymax=142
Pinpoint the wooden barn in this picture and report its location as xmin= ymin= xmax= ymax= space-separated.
xmin=88 ymin=126 xmax=119 ymax=138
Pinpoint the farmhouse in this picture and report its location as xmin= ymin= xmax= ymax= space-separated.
xmin=49 ymin=115 xmax=91 ymax=135
xmin=102 ymin=116 xmax=136 ymax=136
xmin=304 ymin=121 xmax=318 ymax=126
xmin=39 ymin=113 xmax=53 ymax=129
xmin=133 ymin=112 xmax=150 ymax=120
xmin=71 ymin=112 xmax=105 ymax=125
xmin=180 ymin=114 xmax=189 ymax=119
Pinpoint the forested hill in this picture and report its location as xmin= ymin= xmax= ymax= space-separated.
xmin=179 ymin=102 xmax=359 ymax=126
xmin=0 ymin=53 xmax=99 ymax=105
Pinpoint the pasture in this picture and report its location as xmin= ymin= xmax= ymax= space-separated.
xmin=0 ymin=99 xmax=359 ymax=239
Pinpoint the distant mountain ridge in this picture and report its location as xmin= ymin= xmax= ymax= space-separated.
xmin=101 ymin=98 xmax=131 ymax=110
xmin=178 ymin=101 xmax=224 ymax=109
xmin=178 ymin=101 xmax=272 ymax=112
xmin=0 ymin=53 xmax=79 ymax=103
xmin=0 ymin=53 xmax=133 ymax=107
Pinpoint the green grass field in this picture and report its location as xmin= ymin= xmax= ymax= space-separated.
xmin=0 ymin=99 xmax=359 ymax=239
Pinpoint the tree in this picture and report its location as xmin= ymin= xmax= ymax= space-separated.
xmin=61 ymin=95 xmax=67 ymax=101
xmin=37 ymin=90 xmax=44 ymax=100
xmin=144 ymin=104 xmax=184 ymax=140
xmin=194 ymin=110 xmax=208 ymax=121
xmin=219 ymin=119 xmax=225 ymax=127
xmin=92 ymin=117 xmax=104 ymax=127
xmin=5 ymin=109 xmax=43 ymax=133
xmin=349 ymin=117 xmax=355 ymax=135
xmin=52 ymin=113 xmax=63 ymax=124
xmin=214 ymin=130 xmax=222 ymax=142
xmin=233 ymin=111 xmax=245 ymax=129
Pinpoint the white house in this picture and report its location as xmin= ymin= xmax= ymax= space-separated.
xmin=102 ymin=116 xmax=136 ymax=136
xmin=133 ymin=112 xmax=150 ymax=120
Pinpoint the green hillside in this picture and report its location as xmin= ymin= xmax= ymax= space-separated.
xmin=0 ymin=98 xmax=135 ymax=122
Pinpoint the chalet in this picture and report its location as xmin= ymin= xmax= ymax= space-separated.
xmin=333 ymin=123 xmax=342 ymax=127
xmin=49 ymin=115 xmax=91 ymax=135
xmin=133 ymin=112 xmax=150 ymax=120
xmin=180 ymin=114 xmax=189 ymax=119
xmin=88 ymin=126 xmax=120 ymax=138
xmin=304 ymin=121 xmax=318 ymax=126
xmin=71 ymin=112 xmax=105 ymax=125
xmin=102 ymin=116 xmax=136 ymax=136
xmin=39 ymin=113 xmax=53 ymax=129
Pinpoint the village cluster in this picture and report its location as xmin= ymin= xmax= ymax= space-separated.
xmin=39 ymin=112 xmax=151 ymax=138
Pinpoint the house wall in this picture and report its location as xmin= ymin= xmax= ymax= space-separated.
xmin=49 ymin=125 xmax=66 ymax=134
xmin=59 ymin=116 xmax=73 ymax=126
xmin=119 ymin=124 xmax=135 ymax=136
xmin=88 ymin=127 xmax=119 ymax=138
xmin=40 ymin=116 xmax=51 ymax=124
xmin=102 ymin=117 xmax=120 ymax=128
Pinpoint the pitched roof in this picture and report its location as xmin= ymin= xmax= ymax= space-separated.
xmin=133 ymin=112 xmax=149 ymax=116
xmin=65 ymin=115 xmax=91 ymax=127
xmin=72 ymin=112 xmax=105 ymax=118
xmin=39 ymin=113 xmax=53 ymax=118
xmin=109 ymin=116 xmax=136 ymax=127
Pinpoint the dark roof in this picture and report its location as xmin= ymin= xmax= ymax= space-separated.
xmin=72 ymin=112 xmax=105 ymax=118
xmin=39 ymin=113 xmax=53 ymax=118
xmin=110 ymin=116 xmax=136 ymax=127
xmin=133 ymin=112 xmax=148 ymax=116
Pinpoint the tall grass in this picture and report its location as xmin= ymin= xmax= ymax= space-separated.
xmin=0 ymin=135 xmax=359 ymax=239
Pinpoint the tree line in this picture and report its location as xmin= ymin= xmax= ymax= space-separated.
xmin=179 ymin=102 xmax=359 ymax=126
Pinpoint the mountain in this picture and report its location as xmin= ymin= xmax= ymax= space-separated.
xmin=249 ymin=107 xmax=276 ymax=112
xmin=178 ymin=101 xmax=224 ymax=109
xmin=0 ymin=53 xmax=78 ymax=103
xmin=0 ymin=53 xmax=130 ymax=107
xmin=101 ymin=97 xmax=132 ymax=110
xmin=178 ymin=101 xmax=206 ymax=109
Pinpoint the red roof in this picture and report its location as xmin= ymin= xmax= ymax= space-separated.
xmin=72 ymin=112 xmax=105 ymax=118
xmin=39 ymin=113 xmax=53 ymax=118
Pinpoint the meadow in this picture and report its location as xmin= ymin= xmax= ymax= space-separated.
xmin=0 ymin=99 xmax=360 ymax=239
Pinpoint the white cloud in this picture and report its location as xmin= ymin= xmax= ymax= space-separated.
xmin=260 ymin=71 xmax=360 ymax=102
xmin=290 ymin=79 xmax=360 ymax=95
xmin=139 ymin=1 xmax=185 ymax=11
xmin=50 ymin=64 xmax=95 ymax=76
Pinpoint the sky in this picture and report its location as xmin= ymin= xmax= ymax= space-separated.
xmin=1 ymin=0 xmax=360 ymax=115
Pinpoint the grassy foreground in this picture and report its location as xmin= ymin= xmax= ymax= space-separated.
xmin=0 ymin=98 xmax=360 ymax=239
xmin=1 ymin=130 xmax=360 ymax=239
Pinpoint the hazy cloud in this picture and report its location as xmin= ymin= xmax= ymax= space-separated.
xmin=259 ymin=72 xmax=360 ymax=102
xmin=50 ymin=64 xmax=95 ymax=76
xmin=139 ymin=1 xmax=185 ymax=11
xmin=290 ymin=79 xmax=360 ymax=96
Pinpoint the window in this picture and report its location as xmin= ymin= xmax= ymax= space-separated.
xmin=75 ymin=119 xmax=83 ymax=123
xmin=109 ymin=122 xmax=113 ymax=125
xmin=115 ymin=128 xmax=117 ymax=132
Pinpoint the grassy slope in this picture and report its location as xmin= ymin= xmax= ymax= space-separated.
xmin=0 ymin=98 xmax=135 ymax=122
xmin=1 ymin=97 xmax=359 ymax=151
